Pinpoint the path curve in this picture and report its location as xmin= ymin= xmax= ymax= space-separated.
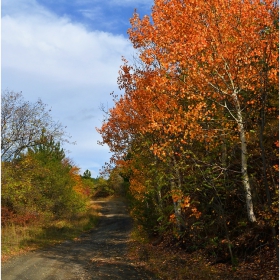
xmin=2 ymin=197 xmax=157 ymax=280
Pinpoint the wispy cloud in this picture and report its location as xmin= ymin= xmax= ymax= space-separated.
xmin=79 ymin=7 xmax=103 ymax=21
xmin=110 ymin=0 xmax=152 ymax=8
xmin=72 ymin=0 xmax=152 ymax=8
xmin=29 ymin=0 xmax=154 ymax=33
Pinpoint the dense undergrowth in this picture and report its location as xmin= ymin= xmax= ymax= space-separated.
xmin=1 ymin=201 xmax=100 ymax=262
xmin=128 ymin=223 xmax=279 ymax=280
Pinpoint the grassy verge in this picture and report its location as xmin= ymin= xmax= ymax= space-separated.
xmin=1 ymin=202 xmax=100 ymax=262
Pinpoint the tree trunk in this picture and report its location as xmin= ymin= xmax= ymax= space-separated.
xmin=171 ymin=180 xmax=182 ymax=230
xmin=171 ymin=155 xmax=184 ymax=231
xmin=233 ymin=92 xmax=257 ymax=223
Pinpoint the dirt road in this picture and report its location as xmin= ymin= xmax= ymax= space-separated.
xmin=2 ymin=197 xmax=157 ymax=280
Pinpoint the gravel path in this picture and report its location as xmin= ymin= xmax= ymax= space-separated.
xmin=2 ymin=197 xmax=157 ymax=280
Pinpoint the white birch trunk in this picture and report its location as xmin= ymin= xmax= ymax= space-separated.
xmin=233 ymin=92 xmax=257 ymax=223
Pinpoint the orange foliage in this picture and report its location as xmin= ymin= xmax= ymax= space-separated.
xmin=70 ymin=166 xmax=90 ymax=197
xmin=98 ymin=0 xmax=278 ymax=166
xmin=97 ymin=0 xmax=278 ymax=225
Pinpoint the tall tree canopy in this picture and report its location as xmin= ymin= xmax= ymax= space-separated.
xmin=98 ymin=0 xmax=278 ymax=261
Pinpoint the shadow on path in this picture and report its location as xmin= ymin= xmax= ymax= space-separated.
xmin=2 ymin=198 xmax=158 ymax=280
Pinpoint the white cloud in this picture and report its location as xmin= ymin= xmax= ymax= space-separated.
xmin=2 ymin=0 xmax=134 ymax=176
xmin=2 ymin=0 xmax=51 ymax=17
xmin=2 ymin=12 xmax=132 ymax=87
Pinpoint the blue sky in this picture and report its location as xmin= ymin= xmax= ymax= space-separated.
xmin=36 ymin=0 xmax=152 ymax=34
xmin=2 ymin=0 xmax=153 ymax=177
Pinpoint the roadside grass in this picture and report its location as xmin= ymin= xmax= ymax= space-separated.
xmin=1 ymin=202 xmax=100 ymax=262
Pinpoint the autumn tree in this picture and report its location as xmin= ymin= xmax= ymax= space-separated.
xmin=126 ymin=0 xmax=278 ymax=222
xmin=26 ymin=137 xmax=85 ymax=217
xmin=2 ymin=133 xmax=85 ymax=223
xmin=1 ymin=153 xmax=45 ymax=221
xmin=98 ymin=0 xmax=278 ymax=259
